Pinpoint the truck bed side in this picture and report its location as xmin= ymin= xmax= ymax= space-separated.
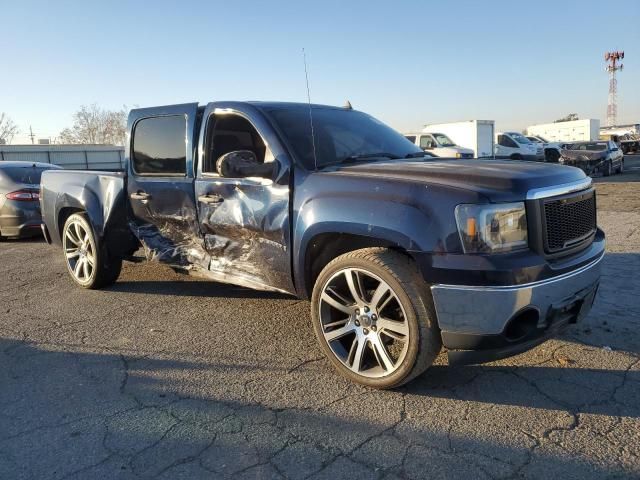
xmin=40 ymin=170 xmax=138 ymax=258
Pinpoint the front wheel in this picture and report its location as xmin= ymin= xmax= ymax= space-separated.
xmin=617 ymin=160 xmax=624 ymax=174
xmin=62 ymin=213 xmax=122 ymax=289
xmin=311 ymin=248 xmax=441 ymax=389
xmin=546 ymin=150 xmax=560 ymax=163
xmin=603 ymin=160 xmax=612 ymax=177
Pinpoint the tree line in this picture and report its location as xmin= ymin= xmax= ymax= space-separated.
xmin=0 ymin=105 xmax=128 ymax=146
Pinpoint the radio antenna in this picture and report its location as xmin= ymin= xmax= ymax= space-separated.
xmin=302 ymin=48 xmax=318 ymax=170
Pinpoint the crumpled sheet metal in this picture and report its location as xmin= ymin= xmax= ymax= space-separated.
xmin=129 ymin=181 xmax=294 ymax=295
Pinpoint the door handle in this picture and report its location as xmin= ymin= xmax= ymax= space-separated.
xmin=130 ymin=191 xmax=151 ymax=202
xmin=198 ymin=194 xmax=224 ymax=205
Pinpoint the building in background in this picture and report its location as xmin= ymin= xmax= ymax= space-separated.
xmin=526 ymin=119 xmax=600 ymax=142
xmin=0 ymin=144 xmax=124 ymax=171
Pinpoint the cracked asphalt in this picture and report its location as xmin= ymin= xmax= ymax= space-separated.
xmin=1 ymin=158 xmax=640 ymax=479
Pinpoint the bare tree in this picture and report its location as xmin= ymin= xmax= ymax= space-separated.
xmin=58 ymin=104 xmax=128 ymax=145
xmin=0 ymin=113 xmax=19 ymax=144
xmin=554 ymin=113 xmax=579 ymax=123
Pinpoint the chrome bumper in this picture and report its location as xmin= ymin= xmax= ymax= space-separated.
xmin=430 ymin=253 xmax=604 ymax=336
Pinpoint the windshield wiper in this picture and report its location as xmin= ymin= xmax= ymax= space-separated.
xmin=404 ymin=152 xmax=429 ymax=158
xmin=344 ymin=152 xmax=401 ymax=161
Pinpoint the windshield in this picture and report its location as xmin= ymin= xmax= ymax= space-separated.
xmin=266 ymin=107 xmax=423 ymax=169
xmin=535 ymin=135 xmax=550 ymax=143
xmin=1 ymin=166 xmax=53 ymax=184
xmin=432 ymin=133 xmax=456 ymax=147
xmin=509 ymin=133 xmax=531 ymax=145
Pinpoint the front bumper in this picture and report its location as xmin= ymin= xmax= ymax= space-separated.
xmin=431 ymin=251 xmax=603 ymax=365
xmin=559 ymin=157 xmax=606 ymax=175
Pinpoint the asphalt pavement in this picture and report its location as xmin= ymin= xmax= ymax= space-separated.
xmin=1 ymin=159 xmax=639 ymax=479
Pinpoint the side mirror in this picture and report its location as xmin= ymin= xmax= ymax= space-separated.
xmin=216 ymin=150 xmax=277 ymax=179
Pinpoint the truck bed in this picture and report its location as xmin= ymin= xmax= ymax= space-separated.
xmin=40 ymin=170 xmax=135 ymax=256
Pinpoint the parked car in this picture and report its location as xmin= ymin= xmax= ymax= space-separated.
xmin=526 ymin=135 xmax=563 ymax=163
xmin=495 ymin=132 xmax=544 ymax=161
xmin=422 ymin=120 xmax=495 ymax=159
xmin=559 ymin=141 xmax=624 ymax=177
xmin=40 ymin=101 xmax=604 ymax=388
xmin=404 ymin=132 xmax=474 ymax=158
xmin=0 ymin=162 xmax=61 ymax=239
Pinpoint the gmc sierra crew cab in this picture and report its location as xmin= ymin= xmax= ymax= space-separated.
xmin=40 ymin=101 xmax=604 ymax=388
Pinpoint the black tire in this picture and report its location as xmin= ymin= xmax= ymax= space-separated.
xmin=311 ymin=248 xmax=441 ymax=389
xmin=603 ymin=161 xmax=612 ymax=177
xmin=546 ymin=150 xmax=560 ymax=163
xmin=62 ymin=213 xmax=122 ymax=289
xmin=617 ymin=160 xmax=624 ymax=174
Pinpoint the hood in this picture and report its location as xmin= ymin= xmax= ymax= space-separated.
xmin=325 ymin=159 xmax=588 ymax=202
xmin=560 ymin=149 xmax=607 ymax=161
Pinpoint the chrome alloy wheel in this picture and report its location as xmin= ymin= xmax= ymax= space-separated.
xmin=63 ymin=218 xmax=95 ymax=283
xmin=318 ymin=268 xmax=410 ymax=378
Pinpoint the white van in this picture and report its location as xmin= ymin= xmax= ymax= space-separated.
xmin=495 ymin=132 xmax=543 ymax=161
xmin=404 ymin=132 xmax=474 ymax=159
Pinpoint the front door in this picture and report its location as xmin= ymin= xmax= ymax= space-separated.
xmin=127 ymin=103 xmax=202 ymax=266
xmin=193 ymin=104 xmax=295 ymax=294
xmin=496 ymin=134 xmax=518 ymax=158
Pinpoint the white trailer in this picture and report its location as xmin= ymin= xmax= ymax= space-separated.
xmin=422 ymin=120 xmax=495 ymax=158
xmin=526 ymin=119 xmax=600 ymax=143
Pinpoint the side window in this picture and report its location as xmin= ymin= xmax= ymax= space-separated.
xmin=500 ymin=135 xmax=517 ymax=148
xmin=420 ymin=135 xmax=435 ymax=149
xmin=404 ymin=135 xmax=416 ymax=143
xmin=132 ymin=115 xmax=186 ymax=175
xmin=204 ymin=113 xmax=271 ymax=174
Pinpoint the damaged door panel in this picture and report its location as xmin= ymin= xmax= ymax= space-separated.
xmin=126 ymin=103 xmax=203 ymax=266
xmin=193 ymin=104 xmax=295 ymax=294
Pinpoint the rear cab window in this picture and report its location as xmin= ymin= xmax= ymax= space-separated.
xmin=132 ymin=115 xmax=187 ymax=176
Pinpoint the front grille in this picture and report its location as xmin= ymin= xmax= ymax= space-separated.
xmin=543 ymin=190 xmax=596 ymax=253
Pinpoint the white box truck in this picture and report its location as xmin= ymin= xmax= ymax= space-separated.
xmin=526 ymin=119 xmax=600 ymax=143
xmin=422 ymin=120 xmax=495 ymax=158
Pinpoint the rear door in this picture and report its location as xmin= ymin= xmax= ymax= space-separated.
xmin=127 ymin=103 xmax=201 ymax=264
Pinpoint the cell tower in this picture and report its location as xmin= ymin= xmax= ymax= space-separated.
xmin=604 ymin=51 xmax=624 ymax=127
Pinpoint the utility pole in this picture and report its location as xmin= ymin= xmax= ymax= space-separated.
xmin=29 ymin=125 xmax=35 ymax=144
xmin=604 ymin=51 xmax=624 ymax=127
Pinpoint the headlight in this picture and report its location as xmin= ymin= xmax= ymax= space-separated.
xmin=455 ymin=202 xmax=528 ymax=253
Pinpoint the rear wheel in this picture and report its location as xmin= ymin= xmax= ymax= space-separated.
xmin=311 ymin=248 xmax=441 ymax=389
xmin=62 ymin=213 xmax=121 ymax=289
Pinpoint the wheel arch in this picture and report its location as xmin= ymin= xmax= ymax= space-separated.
xmin=299 ymin=230 xmax=416 ymax=299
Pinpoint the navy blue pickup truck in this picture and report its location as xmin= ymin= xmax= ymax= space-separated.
xmin=40 ymin=102 xmax=604 ymax=388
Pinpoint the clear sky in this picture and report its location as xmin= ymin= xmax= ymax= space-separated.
xmin=3 ymin=0 xmax=639 ymax=143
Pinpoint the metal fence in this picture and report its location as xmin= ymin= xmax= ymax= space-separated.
xmin=0 ymin=145 xmax=125 ymax=171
